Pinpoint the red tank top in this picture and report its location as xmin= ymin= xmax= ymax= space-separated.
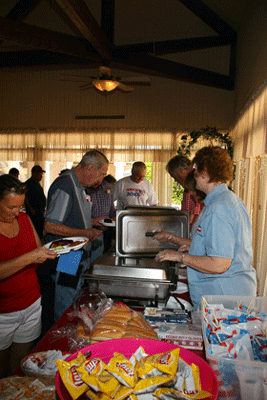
xmin=0 ymin=212 xmax=40 ymax=313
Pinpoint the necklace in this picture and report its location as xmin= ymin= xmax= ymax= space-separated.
xmin=0 ymin=220 xmax=16 ymax=238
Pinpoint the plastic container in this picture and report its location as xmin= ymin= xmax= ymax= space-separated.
xmin=201 ymin=295 xmax=267 ymax=400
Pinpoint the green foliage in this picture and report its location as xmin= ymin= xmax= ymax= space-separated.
xmin=177 ymin=126 xmax=234 ymax=159
xmin=172 ymin=181 xmax=184 ymax=205
xmin=144 ymin=162 xmax=152 ymax=182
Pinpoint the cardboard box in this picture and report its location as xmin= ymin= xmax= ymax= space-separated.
xmin=201 ymin=295 xmax=267 ymax=400
xmin=155 ymin=323 xmax=203 ymax=350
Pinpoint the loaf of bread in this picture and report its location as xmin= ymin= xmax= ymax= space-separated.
xmin=78 ymin=303 xmax=158 ymax=343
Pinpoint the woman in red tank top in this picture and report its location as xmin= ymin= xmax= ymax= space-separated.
xmin=0 ymin=174 xmax=57 ymax=378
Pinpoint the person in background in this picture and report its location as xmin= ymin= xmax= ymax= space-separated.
xmin=24 ymin=165 xmax=46 ymax=239
xmin=152 ymin=170 xmax=206 ymax=248
xmin=166 ymin=155 xmax=203 ymax=229
xmin=0 ymin=175 xmax=57 ymax=378
xmin=44 ymin=150 xmax=108 ymax=321
xmin=59 ymin=168 xmax=69 ymax=175
xmin=112 ymin=161 xmax=158 ymax=209
xmin=155 ymin=147 xmax=257 ymax=309
xmin=103 ymin=174 xmax=116 ymax=187
xmin=9 ymin=168 xmax=20 ymax=179
xmin=85 ymin=179 xmax=116 ymax=254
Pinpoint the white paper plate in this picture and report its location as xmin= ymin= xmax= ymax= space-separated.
xmin=44 ymin=236 xmax=88 ymax=255
xmin=172 ymin=281 xmax=189 ymax=294
xmin=166 ymin=296 xmax=193 ymax=310
xmin=99 ymin=219 xmax=115 ymax=227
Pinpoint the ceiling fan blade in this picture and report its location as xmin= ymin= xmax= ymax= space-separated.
xmin=117 ymin=83 xmax=133 ymax=92
xmin=61 ymin=73 xmax=97 ymax=79
xmin=78 ymin=83 xmax=94 ymax=90
xmin=60 ymin=79 xmax=93 ymax=83
xmin=118 ymin=77 xmax=151 ymax=86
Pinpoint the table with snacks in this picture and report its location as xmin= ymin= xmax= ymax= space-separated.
xmin=10 ymin=268 xmax=219 ymax=400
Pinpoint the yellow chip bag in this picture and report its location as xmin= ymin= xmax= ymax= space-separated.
xmin=138 ymin=348 xmax=180 ymax=378
xmin=78 ymin=358 xmax=106 ymax=377
xmin=106 ymin=353 xmax=138 ymax=388
xmin=56 ymin=352 xmax=88 ymax=400
xmin=77 ymin=360 xmax=120 ymax=398
xmin=86 ymin=389 xmax=101 ymax=400
xmin=133 ymin=375 xmax=176 ymax=395
xmin=113 ymin=384 xmax=133 ymax=400
xmin=153 ymin=387 xmax=181 ymax=399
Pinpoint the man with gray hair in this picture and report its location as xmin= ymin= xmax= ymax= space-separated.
xmin=44 ymin=149 xmax=109 ymax=321
xmin=112 ymin=161 xmax=158 ymax=209
xmin=166 ymin=155 xmax=203 ymax=227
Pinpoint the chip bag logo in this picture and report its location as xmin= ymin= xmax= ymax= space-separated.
xmin=69 ymin=365 xmax=84 ymax=387
xmin=84 ymin=359 xmax=101 ymax=375
xmin=155 ymin=353 xmax=171 ymax=365
xmin=116 ymin=362 xmax=134 ymax=377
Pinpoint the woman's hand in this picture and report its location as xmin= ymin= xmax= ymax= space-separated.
xmin=155 ymin=249 xmax=181 ymax=263
xmin=152 ymin=230 xmax=172 ymax=243
xmin=30 ymin=246 xmax=57 ymax=263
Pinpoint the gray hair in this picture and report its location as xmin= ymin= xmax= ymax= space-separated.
xmin=131 ymin=161 xmax=146 ymax=174
xmin=80 ymin=150 xmax=109 ymax=169
xmin=166 ymin=155 xmax=191 ymax=174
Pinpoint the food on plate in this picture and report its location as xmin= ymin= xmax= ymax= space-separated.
xmin=68 ymin=240 xmax=87 ymax=247
xmin=49 ymin=238 xmax=88 ymax=250
xmin=49 ymin=239 xmax=73 ymax=249
xmin=104 ymin=218 xmax=113 ymax=223
xmin=53 ymin=246 xmax=64 ymax=251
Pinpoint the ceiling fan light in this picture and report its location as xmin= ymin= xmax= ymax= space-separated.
xmin=92 ymin=79 xmax=119 ymax=92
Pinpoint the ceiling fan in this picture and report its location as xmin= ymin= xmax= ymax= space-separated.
xmin=60 ymin=66 xmax=151 ymax=93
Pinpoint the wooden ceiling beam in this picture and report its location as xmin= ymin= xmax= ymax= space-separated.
xmin=110 ymin=53 xmax=235 ymax=90
xmin=0 ymin=17 xmax=101 ymax=61
xmin=0 ymin=50 xmax=99 ymax=70
xmin=101 ymin=0 xmax=115 ymax=43
xmin=53 ymin=0 xmax=113 ymax=60
xmin=115 ymin=35 xmax=235 ymax=57
xmin=6 ymin=0 xmax=40 ymax=21
xmin=178 ymin=0 xmax=237 ymax=37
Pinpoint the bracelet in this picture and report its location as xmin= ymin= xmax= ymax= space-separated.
xmin=181 ymin=253 xmax=186 ymax=265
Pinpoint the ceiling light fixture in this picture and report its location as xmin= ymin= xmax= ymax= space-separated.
xmin=92 ymin=79 xmax=119 ymax=92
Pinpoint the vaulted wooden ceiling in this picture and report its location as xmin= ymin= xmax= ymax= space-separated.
xmin=0 ymin=0 xmax=252 ymax=90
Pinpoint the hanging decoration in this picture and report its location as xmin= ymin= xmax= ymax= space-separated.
xmin=177 ymin=126 xmax=234 ymax=159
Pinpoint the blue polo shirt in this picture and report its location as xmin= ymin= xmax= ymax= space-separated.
xmin=188 ymin=184 xmax=257 ymax=309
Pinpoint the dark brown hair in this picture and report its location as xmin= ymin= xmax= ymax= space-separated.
xmin=0 ymin=174 xmax=27 ymax=200
xmin=193 ymin=146 xmax=234 ymax=183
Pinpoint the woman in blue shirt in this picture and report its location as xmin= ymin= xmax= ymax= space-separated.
xmin=155 ymin=147 xmax=257 ymax=309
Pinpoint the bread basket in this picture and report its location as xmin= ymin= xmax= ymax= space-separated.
xmin=20 ymin=351 xmax=56 ymax=386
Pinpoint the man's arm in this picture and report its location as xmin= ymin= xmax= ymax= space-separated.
xmin=44 ymin=221 xmax=102 ymax=241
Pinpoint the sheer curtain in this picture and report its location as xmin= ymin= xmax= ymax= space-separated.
xmin=231 ymin=81 xmax=267 ymax=296
xmin=0 ymin=129 xmax=180 ymax=206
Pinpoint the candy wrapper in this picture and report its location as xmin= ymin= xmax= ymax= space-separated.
xmin=202 ymin=297 xmax=267 ymax=362
xmin=23 ymin=350 xmax=71 ymax=376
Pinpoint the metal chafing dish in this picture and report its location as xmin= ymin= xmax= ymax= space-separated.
xmin=84 ymin=207 xmax=189 ymax=304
